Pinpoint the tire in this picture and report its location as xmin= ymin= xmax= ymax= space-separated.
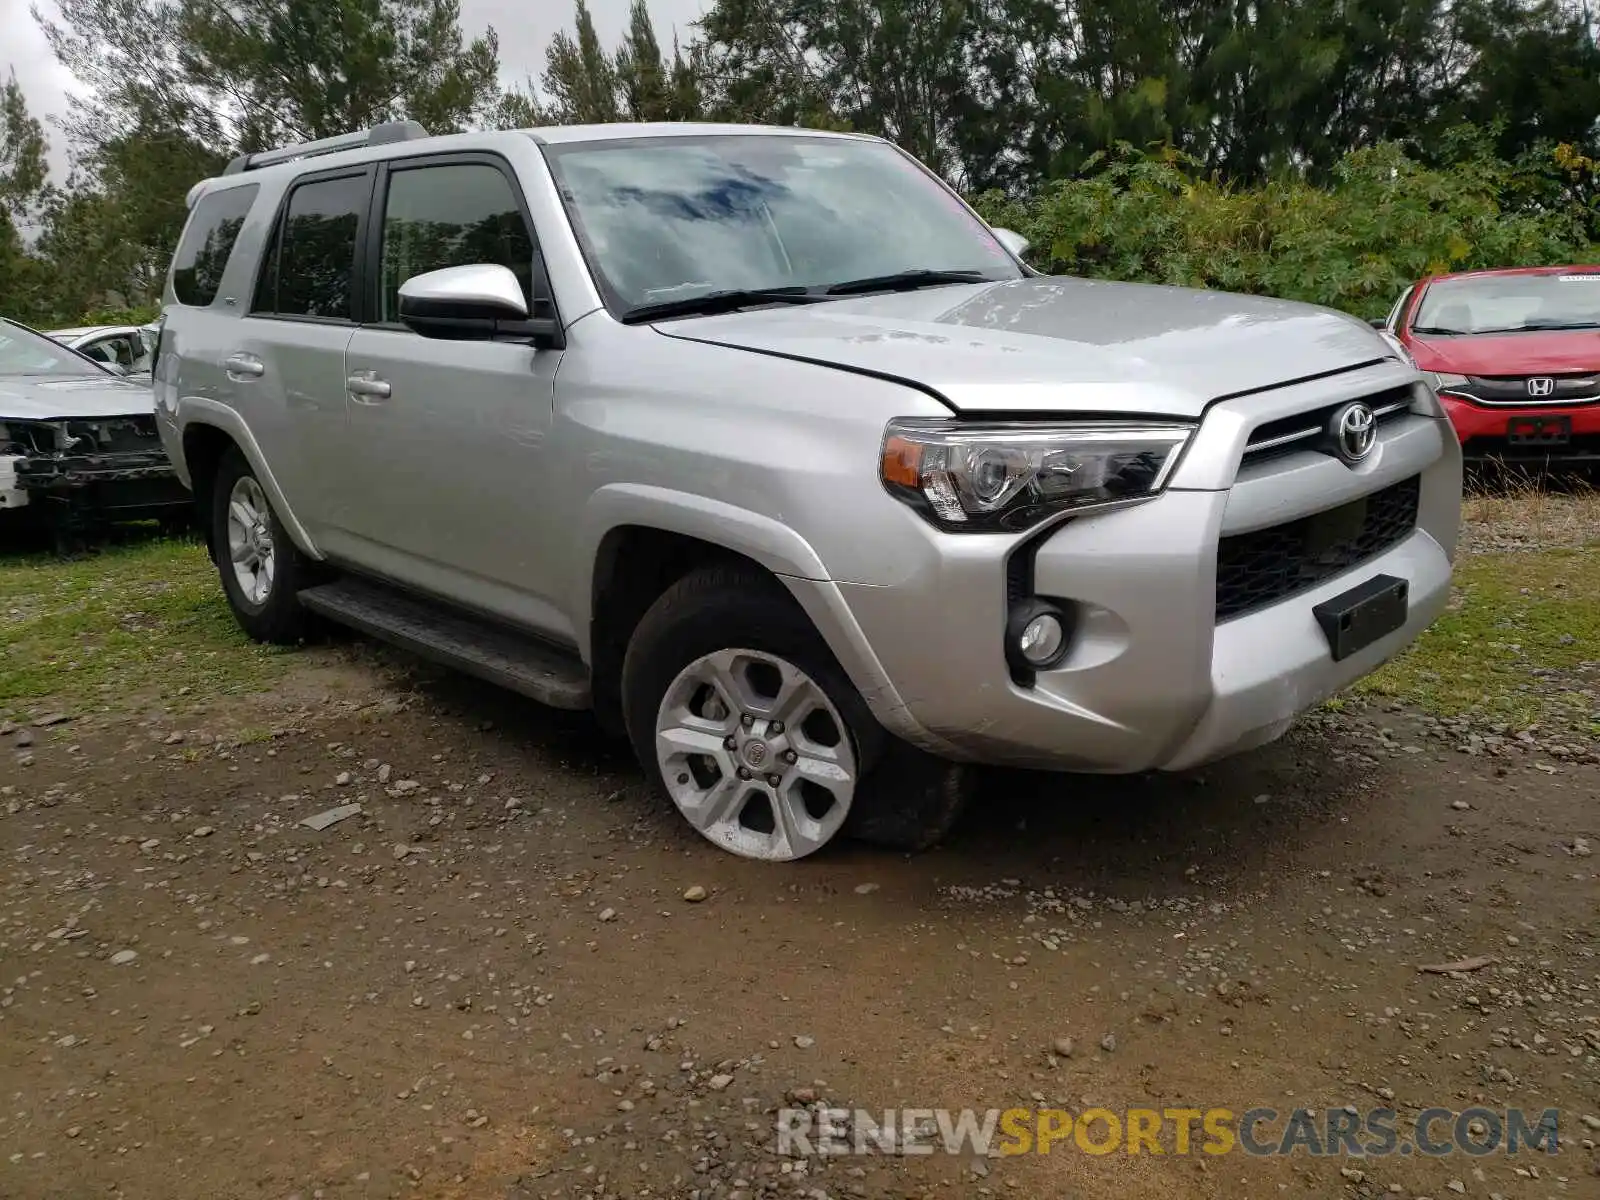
xmin=843 ymin=739 xmax=976 ymax=853
xmin=620 ymin=564 xmax=971 ymax=860
xmin=210 ymin=446 xmax=311 ymax=644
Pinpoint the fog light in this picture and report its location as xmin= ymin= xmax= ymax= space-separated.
xmin=1005 ymin=598 xmax=1073 ymax=677
xmin=1019 ymin=613 xmax=1065 ymax=665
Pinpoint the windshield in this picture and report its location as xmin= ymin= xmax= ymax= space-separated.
xmin=1411 ymin=272 xmax=1600 ymax=335
xmin=0 ymin=321 xmax=111 ymax=378
xmin=540 ymin=134 xmax=1023 ymax=314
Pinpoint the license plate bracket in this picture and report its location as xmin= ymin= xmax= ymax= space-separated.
xmin=1506 ymin=414 xmax=1571 ymax=445
xmin=1313 ymin=574 xmax=1409 ymax=661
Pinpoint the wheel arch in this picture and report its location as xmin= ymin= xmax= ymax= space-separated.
xmin=578 ymin=485 xmax=932 ymax=752
xmin=176 ymin=400 xmax=322 ymax=560
xmin=580 ymin=485 xmax=829 ymax=737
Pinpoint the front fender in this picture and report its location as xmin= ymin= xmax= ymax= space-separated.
xmin=176 ymin=397 xmax=323 ymax=560
xmin=573 ymin=483 xmax=953 ymax=756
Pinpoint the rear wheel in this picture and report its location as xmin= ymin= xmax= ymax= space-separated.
xmin=621 ymin=565 xmax=971 ymax=860
xmin=211 ymin=447 xmax=310 ymax=644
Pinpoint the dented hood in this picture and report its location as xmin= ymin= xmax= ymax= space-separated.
xmin=656 ymin=276 xmax=1393 ymax=417
xmin=0 ymin=374 xmax=155 ymax=422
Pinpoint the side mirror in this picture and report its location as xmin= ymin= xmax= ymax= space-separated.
xmin=398 ymin=264 xmax=563 ymax=347
xmin=1367 ymin=317 xmax=1387 ymax=329
xmin=101 ymin=360 xmax=129 ymax=376
xmin=992 ymin=227 xmax=1031 ymax=260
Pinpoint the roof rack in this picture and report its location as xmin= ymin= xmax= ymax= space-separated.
xmin=222 ymin=120 xmax=431 ymax=175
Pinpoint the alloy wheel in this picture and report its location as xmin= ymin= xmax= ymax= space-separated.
xmin=654 ymin=648 xmax=857 ymax=860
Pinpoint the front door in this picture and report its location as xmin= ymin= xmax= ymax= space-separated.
xmin=334 ymin=155 xmax=568 ymax=640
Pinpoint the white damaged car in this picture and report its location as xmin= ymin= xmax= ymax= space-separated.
xmin=1 ymin=317 xmax=189 ymax=542
xmin=45 ymin=322 xmax=159 ymax=381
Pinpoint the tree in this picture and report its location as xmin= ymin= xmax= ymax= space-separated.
xmin=0 ymin=71 xmax=53 ymax=324
xmin=35 ymin=0 xmax=503 ymax=154
xmin=616 ymin=0 xmax=672 ymax=120
xmin=1453 ymin=0 xmax=1600 ymax=161
xmin=0 ymin=70 xmax=50 ymax=224
xmin=491 ymin=78 xmax=550 ymax=129
xmin=540 ymin=0 xmax=621 ymax=123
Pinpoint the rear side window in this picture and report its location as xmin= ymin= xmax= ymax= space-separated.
xmin=170 ymin=184 xmax=258 ymax=307
xmin=253 ymin=173 xmax=367 ymax=321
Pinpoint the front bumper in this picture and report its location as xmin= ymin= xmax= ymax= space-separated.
xmin=2 ymin=411 xmax=189 ymax=523
xmin=1440 ymin=393 xmax=1600 ymax=463
xmin=795 ymin=363 xmax=1463 ymax=773
xmin=2 ymin=449 xmax=189 ymax=520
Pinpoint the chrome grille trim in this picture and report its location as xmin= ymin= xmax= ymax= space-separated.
xmin=1240 ymin=396 xmax=1412 ymax=463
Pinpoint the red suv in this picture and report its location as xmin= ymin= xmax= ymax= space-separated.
xmin=1379 ymin=265 xmax=1600 ymax=465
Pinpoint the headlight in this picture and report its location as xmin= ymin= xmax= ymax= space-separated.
xmin=1422 ymin=372 xmax=1469 ymax=394
xmin=879 ymin=418 xmax=1193 ymax=532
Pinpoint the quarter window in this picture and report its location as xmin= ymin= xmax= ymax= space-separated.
xmin=254 ymin=173 xmax=367 ymax=320
xmin=378 ymin=163 xmax=538 ymax=323
xmin=171 ymin=184 xmax=258 ymax=307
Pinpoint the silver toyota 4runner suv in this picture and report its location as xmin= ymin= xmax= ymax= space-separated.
xmin=155 ymin=121 xmax=1463 ymax=862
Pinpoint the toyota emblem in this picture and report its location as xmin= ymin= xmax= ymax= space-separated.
xmin=1526 ymin=377 xmax=1555 ymax=397
xmin=1328 ymin=401 xmax=1377 ymax=465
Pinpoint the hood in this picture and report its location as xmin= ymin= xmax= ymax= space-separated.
xmin=1407 ymin=329 xmax=1600 ymax=376
xmin=654 ymin=277 xmax=1394 ymax=416
xmin=0 ymin=374 xmax=155 ymax=421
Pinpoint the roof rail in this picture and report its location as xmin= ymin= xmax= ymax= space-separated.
xmin=222 ymin=120 xmax=431 ymax=175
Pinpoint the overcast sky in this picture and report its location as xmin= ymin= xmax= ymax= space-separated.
xmin=3 ymin=0 xmax=708 ymax=184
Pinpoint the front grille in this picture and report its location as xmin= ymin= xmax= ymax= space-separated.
xmin=1239 ymin=386 xmax=1414 ymax=467
xmin=1215 ymin=475 xmax=1420 ymax=621
xmin=1448 ymin=375 xmax=1599 ymax=406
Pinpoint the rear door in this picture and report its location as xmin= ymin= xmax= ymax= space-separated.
xmin=336 ymin=153 xmax=567 ymax=636
xmin=228 ymin=167 xmax=373 ymax=541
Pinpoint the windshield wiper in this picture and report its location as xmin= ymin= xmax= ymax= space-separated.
xmin=1475 ymin=320 xmax=1600 ymax=333
xmin=825 ymin=268 xmax=992 ymax=296
xmin=619 ymin=287 xmax=825 ymax=324
xmin=1409 ymin=324 xmax=1465 ymax=335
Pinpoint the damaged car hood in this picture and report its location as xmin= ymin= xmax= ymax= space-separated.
xmin=0 ymin=375 xmax=155 ymax=421
xmin=655 ymin=277 xmax=1394 ymax=416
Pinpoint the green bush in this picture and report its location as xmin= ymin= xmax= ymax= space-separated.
xmin=973 ymin=138 xmax=1600 ymax=319
xmin=75 ymin=302 xmax=161 ymax=327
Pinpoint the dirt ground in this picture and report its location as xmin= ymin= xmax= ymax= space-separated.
xmin=2 ymin=627 xmax=1598 ymax=1199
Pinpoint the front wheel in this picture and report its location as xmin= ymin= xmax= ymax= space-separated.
xmin=621 ymin=565 xmax=971 ymax=861
xmin=211 ymin=446 xmax=311 ymax=644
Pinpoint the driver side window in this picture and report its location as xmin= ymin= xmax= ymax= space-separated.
xmin=378 ymin=162 xmax=539 ymax=324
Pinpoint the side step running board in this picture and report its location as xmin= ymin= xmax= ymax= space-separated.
xmin=298 ymin=577 xmax=591 ymax=710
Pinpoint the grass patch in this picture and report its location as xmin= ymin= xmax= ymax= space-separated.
xmin=0 ymin=535 xmax=292 ymax=718
xmin=1357 ymin=546 xmax=1600 ymax=731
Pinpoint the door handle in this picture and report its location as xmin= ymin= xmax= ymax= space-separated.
xmin=225 ymin=353 xmax=265 ymax=379
xmin=346 ymin=372 xmax=392 ymax=402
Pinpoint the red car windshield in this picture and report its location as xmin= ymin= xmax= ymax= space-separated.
xmin=1411 ymin=272 xmax=1600 ymax=336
